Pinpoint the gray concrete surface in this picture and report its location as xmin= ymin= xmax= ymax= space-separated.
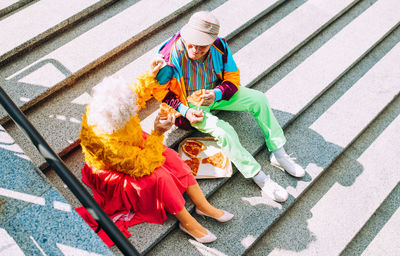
xmin=342 ymin=184 xmax=400 ymax=256
xmin=0 ymin=0 xmax=114 ymax=64
xmin=248 ymin=94 xmax=400 ymax=256
xmin=236 ymin=0 xmax=359 ymax=87
xmin=0 ymin=125 xmax=112 ymax=255
xmin=0 ymin=0 xmax=32 ymax=18
xmin=266 ymin=0 xmax=400 ymax=119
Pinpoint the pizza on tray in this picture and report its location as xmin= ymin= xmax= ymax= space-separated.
xmin=182 ymin=139 xmax=206 ymax=158
xmin=201 ymin=152 xmax=227 ymax=169
xmin=159 ymin=103 xmax=181 ymax=120
xmin=187 ymin=89 xmax=206 ymax=106
xmin=184 ymin=158 xmax=200 ymax=176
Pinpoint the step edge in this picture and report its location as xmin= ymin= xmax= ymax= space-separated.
xmin=0 ymin=0 xmax=118 ymax=65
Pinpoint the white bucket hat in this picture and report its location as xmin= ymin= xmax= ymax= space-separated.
xmin=181 ymin=11 xmax=220 ymax=46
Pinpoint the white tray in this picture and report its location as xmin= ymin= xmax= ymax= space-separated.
xmin=178 ymin=137 xmax=232 ymax=179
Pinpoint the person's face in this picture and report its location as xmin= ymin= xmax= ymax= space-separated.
xmin=185 ymin=43 xmax=211 ymax=60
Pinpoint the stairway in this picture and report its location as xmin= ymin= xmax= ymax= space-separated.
xmin=0 ymin=124 xmax=112 ymax=255
xmin=0 ymin=0 xmax=399 ymax=255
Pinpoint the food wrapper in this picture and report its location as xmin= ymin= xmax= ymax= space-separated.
xmin=178 ymin=137 xmax=232 ymax=179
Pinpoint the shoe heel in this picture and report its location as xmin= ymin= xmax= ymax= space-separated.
xmin=195 ymin=208 xmax=206 ymax=219
xmin=179 ymin=224 xmax=217 ymax=243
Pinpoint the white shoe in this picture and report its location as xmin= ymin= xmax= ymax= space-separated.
xmin=253 ymin=175 xmax=288 ymax=202
xmin=195 ymin=208 xmax=234 ymax=222
xmin=179 ymin=224 xmax=217 ymax=243
xmin=270 ymin=153 xmax=306 ymax=178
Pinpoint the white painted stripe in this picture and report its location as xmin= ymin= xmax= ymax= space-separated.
xmin=0 ymin=188 xmax=45 ymax=205
xmin=0 ymin=228 xmax=24 ymax=256
xmin=267 ymin=0 xmax=400 ymax=119
xmin=30 ymin=236 xmax=47 ymax=256
xmin=52 ymin=201 xmax=72 ymax=212
xmin=56 ymin=243 xmax=104 ymax=256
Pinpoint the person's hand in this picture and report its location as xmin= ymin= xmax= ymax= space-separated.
xmin=199 ymin=90 xmax=216 ymax=106
xmin=154 ymin=113 xmax=175 ymax=135
xmin=150 ymin=54 xmax=166 ymax=76
xmin=185 ymin=108 xmax=204 ymax=123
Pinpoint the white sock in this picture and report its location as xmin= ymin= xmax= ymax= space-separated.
xmin=252 ymin=170 xmax=268 ymax=187
xmin=273 ymin=147 xmax=287 ymax=159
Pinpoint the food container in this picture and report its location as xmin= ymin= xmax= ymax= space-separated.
xmin=178 ymin=137 xmax=232 ymax=179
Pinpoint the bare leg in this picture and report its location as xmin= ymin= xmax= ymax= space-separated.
xmin=175 ymin=207 xmax=207 ymax=238
xmin=186 ymin=183 xmax=224 ymax=218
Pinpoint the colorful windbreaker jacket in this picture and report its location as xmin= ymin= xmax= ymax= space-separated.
xmin=153 ymin=33 xmax=241 ymax=110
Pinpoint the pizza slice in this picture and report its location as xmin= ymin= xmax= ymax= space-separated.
xmin=187 ymin=89 xmax=206 ymax=106
xmin=159 ymin=103 xmax=181 ymax=120
xmin=201 ymin=152 xmax=227 ymax=169
xmin=184 ymin=158 xmax=200 ymax=176
xmin=182 ymin=139 xmax=206 ymax=158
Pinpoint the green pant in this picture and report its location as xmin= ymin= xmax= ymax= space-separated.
xmin=190 ymin=86 xmax=286 ymax=178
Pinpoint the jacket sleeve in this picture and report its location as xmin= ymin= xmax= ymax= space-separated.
xmin=214 ymin=81 xmax=238 ymax=101
xmin=215 ymin=39 xmax=240 ymax=101
xmin=162 ymin=90 xmax=182 ymax=109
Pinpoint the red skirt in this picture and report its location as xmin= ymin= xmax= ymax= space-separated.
xmin=81 ymin=146 xmax=197 ymax=226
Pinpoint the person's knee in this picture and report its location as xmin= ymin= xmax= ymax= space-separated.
xmin=252 ymin=90 xmax=268 ymax=105
xmin=248 ymin=90 xmax=270 ymax=114
xmin=213 ymin=121 xmax=238 ymax=145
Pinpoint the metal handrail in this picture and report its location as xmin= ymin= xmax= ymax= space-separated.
xmin=0 ymin=86 xmax=140 ymax=256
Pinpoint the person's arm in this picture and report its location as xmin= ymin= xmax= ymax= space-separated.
xmin=158 ymin=66 xmax=192 ymax=119
xmin=162 ymin=91 xmax=189 ymax=116
xmin=214 ymin=39 xmax=240 ymax=102
xmin=115 ymin=115 xmax=169 ymax=177
xmin=132 ymin=57 xmax=169 ymax=109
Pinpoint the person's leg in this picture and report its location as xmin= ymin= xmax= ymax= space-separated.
xmin=211 ymin=86 xmax=286 ymax=151
xmin=186 ymin=183 xmax=223 ymax=218
xmin=190 ymin=104 xmax=288 ymax=202
xmin=190 ymin=105 xmax=260 ymax=178
xmin=212 ymin=87 xmax=305 ymax=177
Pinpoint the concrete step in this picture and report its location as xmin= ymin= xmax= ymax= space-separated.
xmin=342 ymin=184 xmax=400 ymax=256
xmin=147 ymin=31 xmax=400 ymax=255
xmin=248 ymin=91 xmax=400 ymax=255
xmin=0 ymin=125 xmax=112 ymax=255
xmin=235 ymin=0 xmax=360 ymax=87
xmin=0 ymin=0 xmax=32 ymax=18
xmin=0 ymin=0 xmax=116 ymax=65
xmin=0 ymin=0 xmax=202 ymax=122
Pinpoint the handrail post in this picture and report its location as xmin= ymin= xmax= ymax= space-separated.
xmin=0 ymin=86 xmax=140 ymax=256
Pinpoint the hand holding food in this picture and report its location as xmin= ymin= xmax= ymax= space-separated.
xmin=159 ymin=103 xmax=181 ymax=120
xmin=154 ymin=113 xmax=175 ymax=135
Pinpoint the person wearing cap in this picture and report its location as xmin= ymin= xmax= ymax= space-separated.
xmin=152 ymin=11 xmax=306 ymax=203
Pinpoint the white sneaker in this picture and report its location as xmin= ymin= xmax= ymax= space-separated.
xmin=253 ymin=175 xmax=288 ymax=202
xmin=270 ymin=153 xmax=306 ymax=178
